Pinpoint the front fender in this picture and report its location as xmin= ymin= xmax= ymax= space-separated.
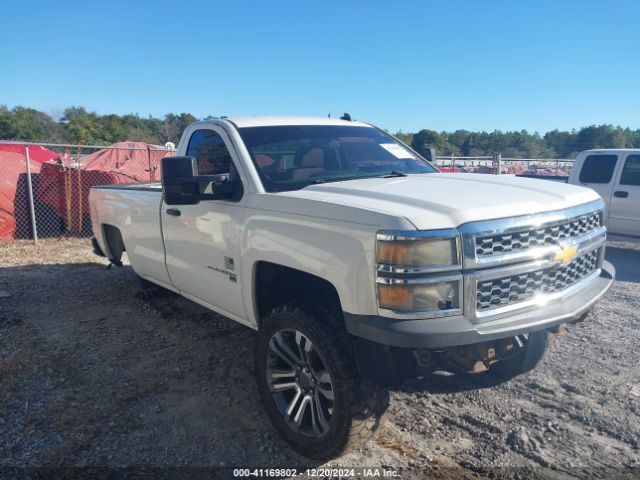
xmin=241 ymin=211 xmax=378 ymax=326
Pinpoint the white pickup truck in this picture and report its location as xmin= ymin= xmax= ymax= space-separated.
xmin=89 ymin=116 xmax=615 ymax=459
xmin=569 ymin=149 xmax=640 ymax=238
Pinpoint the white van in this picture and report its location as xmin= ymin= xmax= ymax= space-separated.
xmin=569 ymin=149 xmax=640 ymax=238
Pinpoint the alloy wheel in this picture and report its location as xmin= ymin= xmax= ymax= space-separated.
xmin=265 ymin=328 xmax=335 ymax=438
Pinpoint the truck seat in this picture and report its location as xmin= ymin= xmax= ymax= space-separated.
xmin=255 ymin=153 xmax=276 ymax=168
xmin=292 ymin=148 xmax=326 ymax=180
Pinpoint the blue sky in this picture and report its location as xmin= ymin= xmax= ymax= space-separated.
xmin=1 ymin=0 xmax=638 ymax=133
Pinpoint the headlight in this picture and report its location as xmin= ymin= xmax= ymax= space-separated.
xmin=377 ymin=230 xmax=460 ymax=270
xmin=378 ymin=279 xmax=461 ymax=313
xmin=376 ymin=229 xmax=462 ymax=316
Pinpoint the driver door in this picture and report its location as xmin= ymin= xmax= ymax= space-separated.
xmin=162 ymin=127 xmax=247 ymax=322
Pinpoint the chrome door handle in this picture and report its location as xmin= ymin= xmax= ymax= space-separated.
xmin=166 ymin=208 xmax=181 ymax=217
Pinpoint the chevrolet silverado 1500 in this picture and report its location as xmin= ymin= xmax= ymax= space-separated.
xmin=89 ymin=116 xmax=615 ymax=458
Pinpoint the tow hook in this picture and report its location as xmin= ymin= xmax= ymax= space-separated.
xmin=446 ymin=343 xmax=498 ymax=373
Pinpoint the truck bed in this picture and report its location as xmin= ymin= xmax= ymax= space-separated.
xmin=92 ymin=181 xmax=162 ymax=192
xmin=89 ymin=183 xmax=171 ymax=288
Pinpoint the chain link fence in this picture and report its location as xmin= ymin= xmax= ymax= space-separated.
xmin=434 ymin=154 xmax=574 ymax=176
xmin=0 ymin=142 xmax=174 ymax=244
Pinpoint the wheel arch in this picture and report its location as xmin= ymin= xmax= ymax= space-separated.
xmin=102 ymin=223 xmax=125 ymax=265
xmin=252 ymin=261 xmax=343 ymax=325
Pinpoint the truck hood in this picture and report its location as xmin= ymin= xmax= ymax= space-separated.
xmin=278 ymin=173 xmax=601 ymax=230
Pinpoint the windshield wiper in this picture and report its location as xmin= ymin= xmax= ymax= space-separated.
xmin=311 ymin=171 xmax=408 ymax=184
xmin=381 ymin=170 xmax=408 ymax=177
xmin=304 ymin=170 xmax=410 ymax=186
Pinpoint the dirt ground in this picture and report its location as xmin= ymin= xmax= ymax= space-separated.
xmin=0 ymin=238 xmax=639 ymax=479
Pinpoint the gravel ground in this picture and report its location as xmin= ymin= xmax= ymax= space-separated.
xmin=0 ymin=238 xmax=639 ymax=479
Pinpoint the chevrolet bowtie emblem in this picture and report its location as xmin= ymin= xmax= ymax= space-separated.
xmin=554 ymin=245 xmax=578 ymax=264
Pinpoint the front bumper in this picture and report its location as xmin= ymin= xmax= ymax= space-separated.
xmin=345 ymin=260 xmax=615 ymax=349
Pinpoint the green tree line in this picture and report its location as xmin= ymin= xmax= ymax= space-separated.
xmin=0 ymin=106 xmax=197 ymax=146
xmin=403 ymin=126 xmax=640 ymax=159
xmin=2 ymin=105 xmax=639 ymax=158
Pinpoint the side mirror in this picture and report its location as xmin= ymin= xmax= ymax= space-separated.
xmin=162 ymin=156 xmax=200 ymax=205
xmin=162 ymin=156 xmax=243 ymax=205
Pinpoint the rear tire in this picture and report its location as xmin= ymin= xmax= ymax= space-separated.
xmin=254 ymin=303 xmax=388 ymax=459
xmin=490 ymin=330 xmax=558 ymax=379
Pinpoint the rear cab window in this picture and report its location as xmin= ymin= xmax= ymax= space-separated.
xmin=579 ymin=155 xmax=619 ymax=184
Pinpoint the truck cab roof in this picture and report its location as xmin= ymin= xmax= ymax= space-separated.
xmin=580 ymin=148 xmax=640 ymax=154
xmin=193 ymin=116 xmax=373 ymax=129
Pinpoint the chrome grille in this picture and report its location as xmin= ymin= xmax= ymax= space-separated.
xmin=475 ymin=211 xmax=602 ymax=257
xmin=476 ymin=249 xmax=599 ymax=312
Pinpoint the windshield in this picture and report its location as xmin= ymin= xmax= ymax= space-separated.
xmin=237 ymin=125 xmax=437 ymax=192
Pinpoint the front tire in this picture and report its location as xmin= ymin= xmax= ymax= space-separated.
xmin=254 ymin=303 xmax=388 ymax=459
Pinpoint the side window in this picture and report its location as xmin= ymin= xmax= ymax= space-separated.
xmin=185 ymin=129 xmax=233 ymax=175
xmin=578 ymin=155 xmax=618 ymax=184
xmin=620 ymin=155 xmax=640 ymax=186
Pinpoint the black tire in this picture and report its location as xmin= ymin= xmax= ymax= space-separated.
xmin=490 ymin=330 xmax=559 ymax=379
xmin=254 ymin=303 xmax=388 ymax=459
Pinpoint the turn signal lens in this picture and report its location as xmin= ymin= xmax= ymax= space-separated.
xmin=378 ymin=242 xmax=411 ymax=265
xmin=378 ymin=284 xmax=413 ymax=311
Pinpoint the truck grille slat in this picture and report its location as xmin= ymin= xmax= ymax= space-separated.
xmin=476 ymin=249 xmax=599 ymax=312
xmin=475 ymin=211 xmax=601 ymax=257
